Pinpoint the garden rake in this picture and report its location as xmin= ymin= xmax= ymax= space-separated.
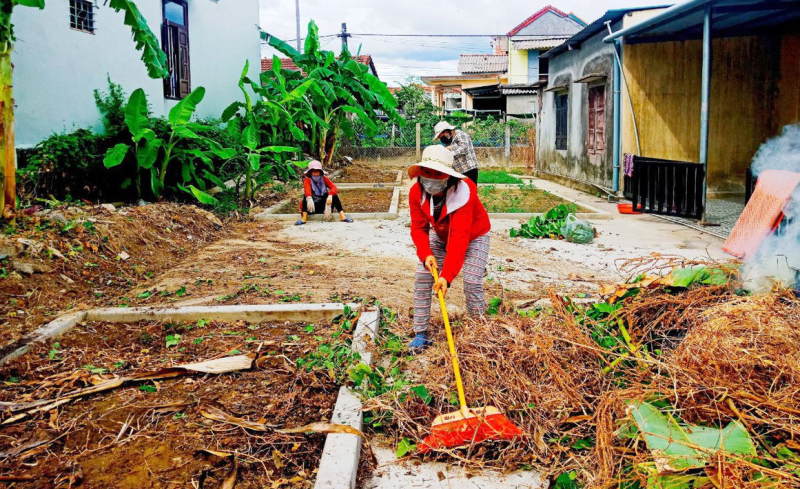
xmin=418 ymin=267 xmax=523 ymax=454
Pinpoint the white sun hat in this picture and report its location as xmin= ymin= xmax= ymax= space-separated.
xmin=408 ymin=145 xmax=466 ymax=180
xmin=433 ymin=121 xmax=457 ymax=142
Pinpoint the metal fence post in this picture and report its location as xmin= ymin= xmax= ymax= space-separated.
xmin=504 ymin=124 xmax=511 ymax=161
xmin=416 ymin=123 xmax=421 ymax=160
xmin=391 ymin=124 xmax=396 ymax=147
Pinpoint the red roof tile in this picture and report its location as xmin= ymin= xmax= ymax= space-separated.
xmin=261 ymin=54 xmax=378 ymax=78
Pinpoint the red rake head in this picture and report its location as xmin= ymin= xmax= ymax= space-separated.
xmin=418 ymin=408 xmax=523 ymax=454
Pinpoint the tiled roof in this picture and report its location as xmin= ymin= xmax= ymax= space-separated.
xmin=261 ymin=54 xmax=378 ymax=78
xmin=511 ymin=37 xmax=569 ymax=50
xmin=457 ymin=54 xmax=508 ymax=74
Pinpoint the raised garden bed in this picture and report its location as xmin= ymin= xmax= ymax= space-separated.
xmin=479 ymin=185 xmax=592 ymax=214
xmin=335 ymin=165 xmax=401 ymax=184
xmin=271 ymin=188 xmax=396 ymax=215
xmin=0 ymin=312 xmax=352 ymax=488
xmin=478 ymin=170 xmax=523 ymax=185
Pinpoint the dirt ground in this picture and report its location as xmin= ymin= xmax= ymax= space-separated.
xmin=0 ymin=318 xmax=341 ymax=488
xmin=0 ymin=204 xmax=224 ymax=351
xmin=335 ymin=165 xmax=399 ymax=184
xmin=273 ymin=188 xmax=395 ymax=215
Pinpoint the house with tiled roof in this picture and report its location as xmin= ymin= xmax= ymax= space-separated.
xmin=261 ymin=55 xmax=379 ymax=78
xmin=496 ymin=5 xmax=586 ymax=115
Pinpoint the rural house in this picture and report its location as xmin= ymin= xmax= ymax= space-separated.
xmin=537 ymin=6 xmax=668 ymax=191
xmin=12 ymin=0 xmax=261 ymax=147
xmin=497 ymin=6 xmax=585 ymax=117
xmin=422 ymin=55 xmax=508 ymax=115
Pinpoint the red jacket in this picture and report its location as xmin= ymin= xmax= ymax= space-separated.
xmin=409 ymin=178 xmax=491 ymax=284
xmin=301 ymin=176 xmax=338 ymax=210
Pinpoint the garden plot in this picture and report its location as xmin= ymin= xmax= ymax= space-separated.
xmin=334 ymin=165 xmax=402 ymax=186
xmin=0 ymin=306 xmax=361 ymax=489
xmin=479 ymin=185 xmax=594 ymax=214
xmin=257 ymin=188 xmax=400 ymax=221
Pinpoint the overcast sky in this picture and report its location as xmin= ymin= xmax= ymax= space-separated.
xmin=258 ymin=0 xmax=669 ymax=86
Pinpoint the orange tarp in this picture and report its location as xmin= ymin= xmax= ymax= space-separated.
xmin=723 ymin=169 xmax=800 ymax=259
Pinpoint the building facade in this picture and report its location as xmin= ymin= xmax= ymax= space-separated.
xmin=12 ymin=0 xmax=261 ymax=147
xmin=537 ymin=7 xmax=666 ymax=190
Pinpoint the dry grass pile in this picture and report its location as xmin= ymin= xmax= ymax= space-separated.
xmin=366 ymin=263 xmax=800 ymax=488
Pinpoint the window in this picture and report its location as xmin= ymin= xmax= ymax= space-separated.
xmin=555 ymin=92 xmax=568 ymax=150
xmin=588 ymin=85 xmax=606 ymax=154
xmin=162 ymin=0 xmax=191 ymax=99
xmin=70 ymin=0 xmax=95 ymax=33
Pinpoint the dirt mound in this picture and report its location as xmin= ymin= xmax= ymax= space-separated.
xmin=0 ymin=203 xmax=226 ymax=347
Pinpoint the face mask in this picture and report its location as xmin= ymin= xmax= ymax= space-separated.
xmin=311 ymin=174 xmax=323 ymax=182
xmin=419 ymin=176 xmax=448 ymax=195
xmin=440 ymin=135 xmax=453 ymax=145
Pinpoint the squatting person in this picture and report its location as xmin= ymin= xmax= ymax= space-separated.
xmin=433 ymin=121 xmax=480 ymax=184
xmin=295 ymin=160 xmax=354 ymax=225
xmin=407 ymin=145 xmax=491 ymax=352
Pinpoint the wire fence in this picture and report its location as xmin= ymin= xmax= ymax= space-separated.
xmin=338 ymin=119 xmax=537 ymax=170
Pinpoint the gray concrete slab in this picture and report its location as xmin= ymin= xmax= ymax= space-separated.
xmin=314 ymin=309 xmax=380 ymax=489
xmin=0 ymin=311 xmax=87 ymax=366
xmin=363 ymin=447 xmax=548 ymax=489
xmin=86 ymin=303 xmax=356 ymax=324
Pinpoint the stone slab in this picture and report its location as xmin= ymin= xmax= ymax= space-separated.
xmin=86 ymin=303 xmax=356 ymax=324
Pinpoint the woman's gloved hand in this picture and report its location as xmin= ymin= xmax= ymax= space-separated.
xmin=306 ymin=196 xmax=315 ymax=213
xmin=424 ymin=255 xmax=437 ymax=272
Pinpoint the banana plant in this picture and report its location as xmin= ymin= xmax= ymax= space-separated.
xmin=221 ymin=60 xmax=312 ymax=202
xmin=104 ymin=87 xmax=234 ymax=200
xmin=1 ymin=0 xmax=168 ymax=217
xmin=262 ymin=20 xmax=403 ymax=165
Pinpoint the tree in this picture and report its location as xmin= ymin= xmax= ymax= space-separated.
xmin=263 ymin=20 xmax=402 ymax=165
xmin=394 ymin=78 xmax=437 ymax=120
xmin=1 ymin=0 xmax=168 ymax=219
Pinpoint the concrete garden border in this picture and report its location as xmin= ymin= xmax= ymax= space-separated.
xmin=0 ymin=303 xmax=357 ymax=366
xmin=255 ymin=186 xmax=401 ymax=221
xmin=314 ymin=309 xmax=379 ymax=489
xmin=0 ymin=302 xmax=378 ymax=489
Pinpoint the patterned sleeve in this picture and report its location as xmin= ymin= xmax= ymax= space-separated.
xmin=449 ymin=131 xmax=470 ymax=157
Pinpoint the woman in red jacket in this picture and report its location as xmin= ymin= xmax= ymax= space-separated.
xmin=296 ymin=160 xmax=354 ymax=225
xmin=408 ymin=145 xmax=491 ymax=352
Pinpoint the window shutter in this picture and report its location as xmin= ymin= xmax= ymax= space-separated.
xmin=588 ymin=88 xmax=596 ymax=153
xmin=177 ymin=25 xmax=191 ymax=98
xmin=596 ymin=87 xmax=605 ymax=152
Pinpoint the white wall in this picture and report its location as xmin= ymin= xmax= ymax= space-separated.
xmin=12 ymin=0 xmax=260 ymax=147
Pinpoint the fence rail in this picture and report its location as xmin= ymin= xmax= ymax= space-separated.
xmin=630 ymin=156 xmax=705 ymax=219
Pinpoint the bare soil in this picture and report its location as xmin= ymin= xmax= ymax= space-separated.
xmin=0 ymin=318 xmax=341 ymax=488
xmin=0 ymin=204 xmax=225 ymax=349
xmin=273 ymin=188 xmax=394 ymax=215
xmin=335 ymin=165 xmax=399 ymax=184
xmin=478 ymin=187 xmax=591 ymax=213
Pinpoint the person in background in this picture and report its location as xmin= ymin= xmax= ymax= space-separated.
xmin=295 ymin=161 xmax=354 ymax=226
xmin=433 ymin=121 xmax=480 ymax=184
xmin=407 ymin=145 xmax=491 ymax=352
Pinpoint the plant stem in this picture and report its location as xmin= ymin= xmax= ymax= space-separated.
xmin=0 ymin=43 xmax=15 ymax=220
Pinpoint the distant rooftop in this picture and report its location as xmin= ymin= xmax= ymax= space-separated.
xmin=458 ymin=54 xmax=509 ymax=74
xmin=261 ymin=54 xmax=379 ymax=78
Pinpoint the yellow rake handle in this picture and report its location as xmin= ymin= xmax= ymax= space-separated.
xmin=431 ymin=266 xmax=468 ymax=413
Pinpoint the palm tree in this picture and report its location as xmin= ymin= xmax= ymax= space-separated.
xmin=1 ymin=0 xmax=168 ymax=219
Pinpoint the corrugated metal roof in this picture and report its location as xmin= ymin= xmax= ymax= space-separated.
xmin=511 ymin=37 xmax=569 ymax=50
xmin=458 ymin=54 xmax=508 ymax=74
xmin=604 ymin=0 xmax=800 ymax=44
xmin=543 ymin=5 xmax=672 ymax=59
xmin=500 ymin=83 xmax=539 ymax=95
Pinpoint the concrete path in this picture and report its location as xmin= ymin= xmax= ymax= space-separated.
xmin=363 ymin=447 xmax=547 ymax=489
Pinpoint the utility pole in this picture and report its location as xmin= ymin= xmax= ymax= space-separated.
xmin=339 ymin=23 xmax=351 ymax=51
xmin=295 ymin=0 xmax=301 ymax=51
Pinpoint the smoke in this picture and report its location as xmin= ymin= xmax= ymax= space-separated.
xmin=742 ymin=123 xmax=800 ymax=293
